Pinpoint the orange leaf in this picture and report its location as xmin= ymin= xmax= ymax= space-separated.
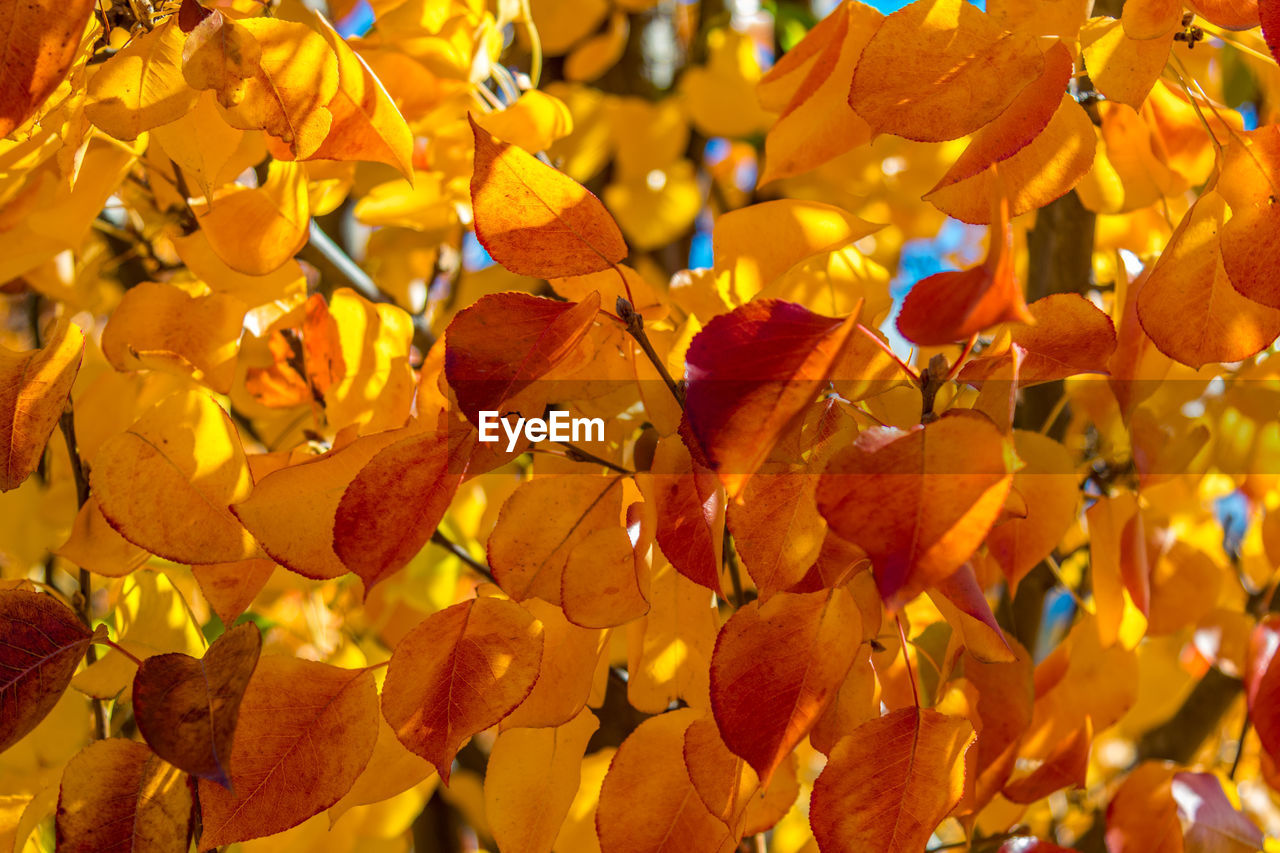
xmin=710 ymin=588 xmax=861 ymax=785
xmin=292 ymin=12 xmax=413 ymax=177
xmin=485 ymin=708 xmax=599 ymax=853
xmin=758 ymin=1 xmax=883 ymax=184
xmin=0 ymin=319 xmax=84 ymax=492
xmin=181 ymin=11 xmax=261 ymax=109
xmin=959 ymin=293 xmax=1117 ymax=386
xmin=1122 ymin=0 xmax=1184 ymax=38
xmin=817 ymin=411 xmax=1015 ymax=608
xmin=444 ymin=291 xmax=601 ymax=426
xmin=92 ymin=390 xmax=257 ymax=565
xmin=501 ymin=598 xmax=605 ymax=730
xmin=956 ymin=642 xmax=1034 ymax=813
xmin=646 ymin=434 xmax=725 ymax=592
xmin=925 ymin=93 xmax=1096 ymax=224
xmin=0 ymin=0 xmax=95 ymax=136
xmin=233 ymin=429 xmax=406 ymax=579
xmin=198 ymin=657 xmax=378 ymax=848
xmin=848 ymin=0 xmax=1044 ymax=142
xmin=1136 ymin=190 xmax=1280 ymax=368
xmin=929 ymin=562 xmax=1014 ymax=663
xmin=596 ymin=709 xmax=736 ymax=853
xmin=332 ymin=428 xmax=472 ymax=593
xmin=928 ymin=41 xmax=1074 ymax=194
xmin=0 ymin=589 xmax=92 ymax=752
xmin=56 ymin=739 xmax=193 ymax=853
xmin=810 ymin=707 xmax=975 ymax=852
xmin=726 ymin=467 xmax=827 ymax=600
xmin=1191 ymin=0 xmax=1259 ymax=28
xmin=469 ymin=114 xmax=627 ymax=277
xmin=191 ymin=558 xmax=275 ymax=626
xmin=684 ymin=299 xmax=861 ymax=496
xmin=985 ymin=432 xmax=1079 ymax=590
xmin=1219 ymin=127 xmax=1280 ymax=308
xmin=898 ymin=191 xmax=1032 ymax=345
xmin=488 ymin=474 xmax=625 ymax=604
xmin=132 ymin=622 xmax=261 ymax=789
xmin=381 ymin=597 xmax=543 ymax=783
xmin=561 ymin=519 xmax=651 ymax=628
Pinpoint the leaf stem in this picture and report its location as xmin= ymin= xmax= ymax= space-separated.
xmin=724 ymin=528 xmax=745 ymax=609
xmin=430 ymin=530 xmax=496 ymax=584
xmin=58 ymin=404 xmax=108 ymax=740
xmin=617 ymin=297 xmax=685 ymax=408
xmin=94 ymin=637 xmax=143 ymax=667
xmin=308 ymin=221 xmax=383 ymax=303
xmin=943 ymin=335 xmax=977 ymax=382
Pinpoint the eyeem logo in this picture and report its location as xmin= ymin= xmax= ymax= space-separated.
xmin=478 ymin=410 xmax=606 ymax=452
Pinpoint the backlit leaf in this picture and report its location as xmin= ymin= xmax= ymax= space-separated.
xmin=469 ymin=114 xmax=627 ymax=278
xmin=198 ymin=657 xmax=378 ymax=848
xmin=810 ymin=707 xmax=975 ymax=853
xmin=381 ymin=597 xmax=543 ymax=782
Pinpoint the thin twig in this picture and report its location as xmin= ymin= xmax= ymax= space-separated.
xmin=616 ymin=297 xmax=685 ymax=407
xmin=1230 ymin=712 xmax=1250 ymax=780
xmin=431 ymin=530 xmax=496 ymax=584
xmin=58 ymin=405 xmax=108 ymax=740
xmin=308 ymin=221 xmax=383 ymax=303
xmin=554 ymin=441 xmax=634 ymax=475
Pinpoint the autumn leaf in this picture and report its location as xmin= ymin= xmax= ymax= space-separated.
xmin=381 ymin=597 xmax=544 ymax=782
xmin=596 ymin=709 xmax=736 ymax=853
xmin=85 ymin=19 xmax=198 ymax=141
xmin=0 ymin=318 xmax=84 ymax=492
xmin=0 ymin=0 xmax=95 ymax=136
xmin=1137 ymin=190 xmax=1280 ymax=368
xmin=848 ymin=0 xmax=1045 ymax=142
xmin=0 ymin=589 xmax=93 ymax=753
xmin=197 ymin=657 xmax=378 ymax=848
xmin=92 ymin=390 xmax=257 ymax=564
xmin=684 ymin=299 xmax=860 ymax=496
xmin=444 ymin=291 xmax=602 ymax=426
xmin=485 ymin=708 xmax=599 ymax=853
xmin=810 ymin=707 xmax=975 ymax=852
xmin=958 ymin=293 xmax=1118 ymax=386
xmin=817 ymin=411 xmax=1016 ymax=608
xmin=469 ymin=114 xmax=627 ymax=277
xmin=333 ymin=428 xmax=472 ymax=592
xmin=56 ymin=739 xmax=193 ymax=853
xmin=646 ymin=433 xmax=726 ymax=592
xmin=710 ymin=588 xmax=862 ymax=784
xmin=181 ymin=10 xmax=261 ymax=108
xmin=488 ymin=474 xmax=625 ymax=603
xmin=132 ymin=621 xmax=262 ymax=789
xmin=898 ymin=188 xmax=1033 ymax=345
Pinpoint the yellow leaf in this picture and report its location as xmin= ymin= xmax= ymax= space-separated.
xmin=712 ymin=199 xmax=881 ymax=303
xmin=681 ymin=29 xmax=773 ymax=139
xmin=485 ymin=709 xmax=599 ymax=853
xmin=85 ymin=20 xmax=198 ymax=141
xmin=295 ymin=12 xmax=414 ymax=179
xmin=101 ymin=281 xmax=246 ymax=394
xmin=218 ymin=17 xmax=340 ymax=158
xmin=91 ymin=390 xmax=256 ymax=564
xmin=1080 ymin=16 xmax=1174 ymax=110
xmin=196 ymin=159 xmax=310 ymax=276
